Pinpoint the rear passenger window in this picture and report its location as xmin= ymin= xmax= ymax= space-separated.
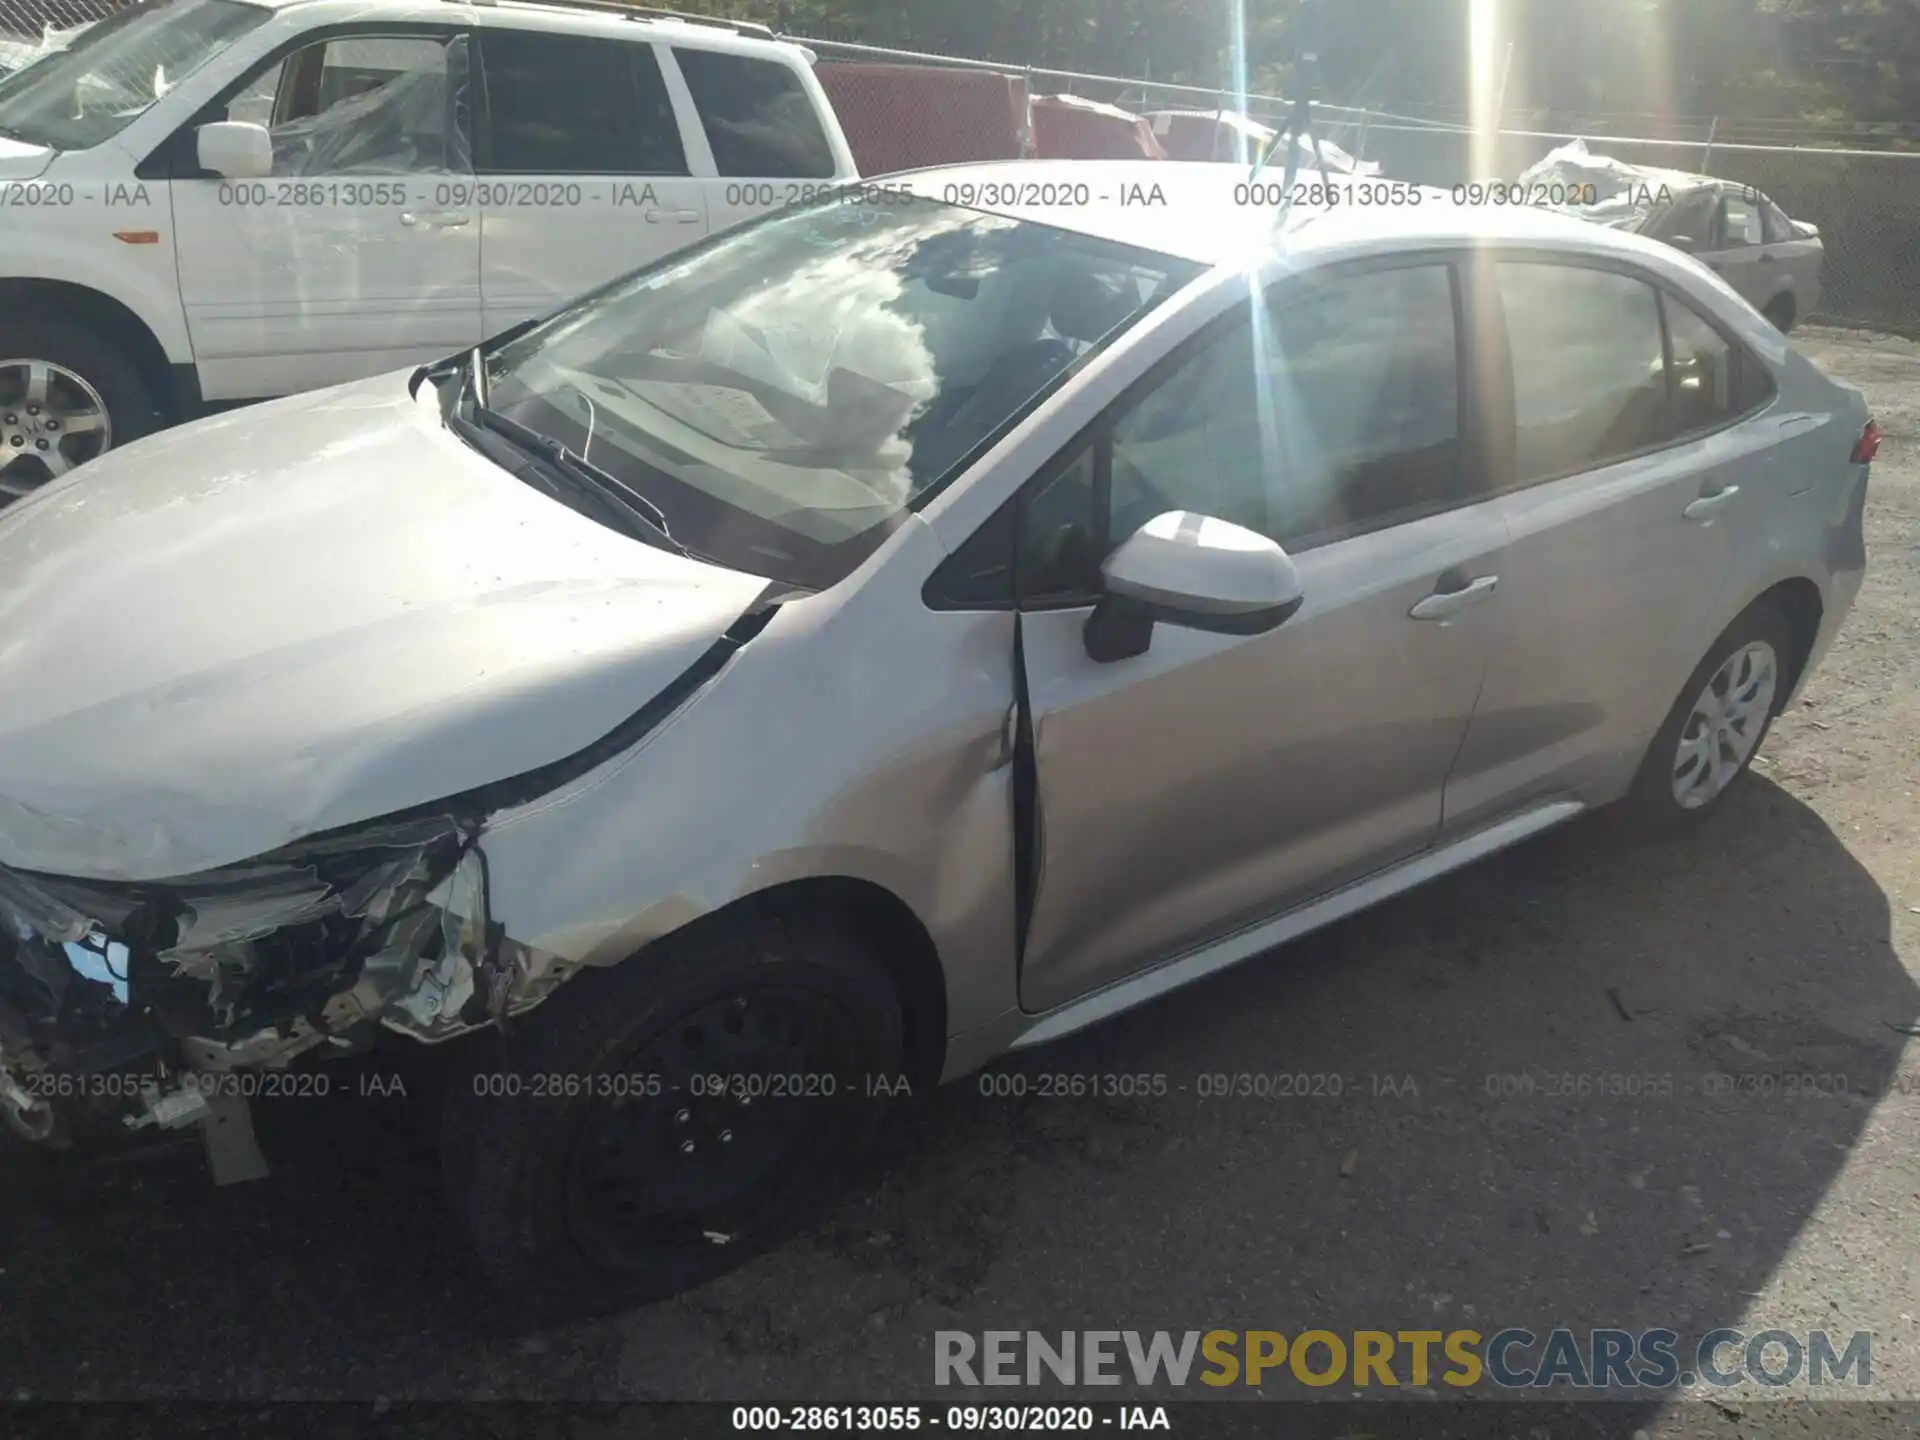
xmin=1666 ymin=295 xmax=1766 ymax=437
xmin=673 ymin=48 xmax=834 ymax=177
xmin=1719 ymin=193 xmax=1764 ymax=248
xmin=1494 ymin=263 xmax=1669 ymax=482
xmin=1761 ymin=201 xmax=1797 ymax=245
xmin=480 ymin=32 xmax=687 ymax=175
xmin=1663 ymin=295 xmax=1773 ymax=434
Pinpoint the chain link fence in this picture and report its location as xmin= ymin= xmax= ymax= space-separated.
xmin=6 ymin=0 xmax=1918 ymax=331
xmin=0 ymin=0 xmax=103 ymax=69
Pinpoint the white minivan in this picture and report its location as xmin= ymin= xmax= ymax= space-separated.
xmin=0 ymin=0 xmax=856 ymax=499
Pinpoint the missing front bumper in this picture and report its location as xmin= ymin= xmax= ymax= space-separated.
xmin=0 ymin=822 xmax=579 ymax=1165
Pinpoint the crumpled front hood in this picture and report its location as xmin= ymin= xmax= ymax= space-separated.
xmin=0 ymin=374 xmax=768 ymax=883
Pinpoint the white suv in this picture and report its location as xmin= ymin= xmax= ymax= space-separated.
xmin=0 ymin=0 xmax=855 ymax=499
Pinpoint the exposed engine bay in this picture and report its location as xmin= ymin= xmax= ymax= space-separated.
xmin=0 ymin=813 xmax=577 ymax=1178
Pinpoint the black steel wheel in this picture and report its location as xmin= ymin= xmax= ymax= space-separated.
xmin=442 ymin=909 xmax=903 ymax=1316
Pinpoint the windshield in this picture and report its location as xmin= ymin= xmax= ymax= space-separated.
xmin=0 ymin=0 xmax=269 ymax=151
xmin=481 ymin=196 xmax=1201 ymax=590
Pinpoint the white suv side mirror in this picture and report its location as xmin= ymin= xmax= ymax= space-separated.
xmin=196 ymin=120 xmax=273 ymax=179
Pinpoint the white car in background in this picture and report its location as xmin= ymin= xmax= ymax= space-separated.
xmin=0 ymin=0 xmax=856 ymax=499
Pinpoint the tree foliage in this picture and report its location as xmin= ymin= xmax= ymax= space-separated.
xmin=674 ymin=0 xmax=1918 ymax=126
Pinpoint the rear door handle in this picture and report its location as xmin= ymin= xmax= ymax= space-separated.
xmin=401 ymin=211 xmax=470 ymax=228
xmin=1409 ymin=574 xmax=1499 ymax=621
xmin=1684 ymin=485 xmax=1740 ymax=522
xmin=645 ymin=208 xmax=701 ymax=224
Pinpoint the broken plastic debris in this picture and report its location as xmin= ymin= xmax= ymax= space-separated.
xmin=125 ymin=1085 xmax=211 ymax=1132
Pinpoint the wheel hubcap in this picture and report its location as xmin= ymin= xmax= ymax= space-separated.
xmin=1671 ymin=640 xmax=1779 ymax=810
xmin=0 ymin=358 xmax=113 ymax=501
xmin=563 ymin=988 xmax=860 ymax=1264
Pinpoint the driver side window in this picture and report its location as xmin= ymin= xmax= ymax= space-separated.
xmin=1005 ymin=262 xmax=1468 ymax=605
xmin=220 ymin=33 xmax=467 ymax=177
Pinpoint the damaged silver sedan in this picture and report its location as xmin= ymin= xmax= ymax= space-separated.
xmin=0 ymin=162 xmax=1873 ymax=1313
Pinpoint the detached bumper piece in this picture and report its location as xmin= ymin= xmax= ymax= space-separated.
xmin=0 ymin=815 xmax=578 ymax=1179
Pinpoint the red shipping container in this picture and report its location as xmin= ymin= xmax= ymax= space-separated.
xmin=1028 ymin=93 xmax=1168 ymax=161
xmin=815 ymin=63 xmax=1029 ymax=176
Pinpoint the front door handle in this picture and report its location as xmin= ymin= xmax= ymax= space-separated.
xmin=644 ymin=208 xmax=701 ymax=224
xmin=1409 ymin=574 xmax=1499 ymax=621
xmin=1684 ymin=484 xmax=1740 ymax=522
xmin=401 ymin=211 xmax=471 ymax=228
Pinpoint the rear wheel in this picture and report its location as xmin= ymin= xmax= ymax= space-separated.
xmin=1620 ymin=601 xmax=1794 ymax=831
xmin=442 ymin=910 xmax=903 ymax=1316
xmin=0 ymin=320 xmax=157 ymax=505
xmin=1762 ymin=295 xmax=1797 ymax=334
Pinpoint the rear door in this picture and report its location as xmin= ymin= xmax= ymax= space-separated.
xmin=1009 ymin=260 xmax=1510 ymax=1013
xmin=666 ymin=43 xmax=847 ymax=238
xmin=1443 ymin=257 xmax=1759 ymax=831
xmin=472 ymin=27 xmax=707 ymax=333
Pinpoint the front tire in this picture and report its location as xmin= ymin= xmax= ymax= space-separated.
xmin=442 ymin=910 xmax=903 ymax=1316
xmin=0 ymin=320 xmax=158 ymax=504
xmin=1620 ymin=600 xmax=1795 ymax=832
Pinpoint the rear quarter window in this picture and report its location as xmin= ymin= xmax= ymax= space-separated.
xmin=673 ymin=47 xmax=835 ymax=178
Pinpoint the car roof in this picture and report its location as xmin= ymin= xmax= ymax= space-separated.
xmin=892 ymin=159 xmax=1703 ymax=271
xmin=247 ymin=0 xmax=808 ymax=55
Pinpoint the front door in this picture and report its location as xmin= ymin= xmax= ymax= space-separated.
xmin=169 ymin=29 xmax=483 ymax=400
xmin=1704 ymin=188 xmax=1774 ymax=311
xmin=1012 ymin=260 xmax=1509 ymax=1014
xmin=471 ymin=30 xmax=708 ymax=335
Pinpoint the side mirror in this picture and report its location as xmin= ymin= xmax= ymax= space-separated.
xmin=1082 ymin=510 xmax=1304 ymax=664
xmin=196 ymin=120 xmax=273 ymax=179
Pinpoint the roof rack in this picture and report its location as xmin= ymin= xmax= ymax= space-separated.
xmin=443 ymin=0 xmax=777 ymax=40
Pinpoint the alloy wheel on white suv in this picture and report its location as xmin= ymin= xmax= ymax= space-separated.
xmin=0 ymin=357 xmax=115 ymax=499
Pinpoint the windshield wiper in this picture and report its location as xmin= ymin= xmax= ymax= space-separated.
xmin=442 ymin=348 xmax=700 ymax=560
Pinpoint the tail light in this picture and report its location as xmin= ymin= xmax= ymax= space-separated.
xmin=1851 ymin=419 xmax=1882 ymax=465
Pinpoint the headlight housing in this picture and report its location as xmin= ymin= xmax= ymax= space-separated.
xmin=0 ymin=811 xmax=505 ymax=1067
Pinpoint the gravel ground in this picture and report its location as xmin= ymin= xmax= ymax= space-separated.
xmin=2 ymin=326 xmax=1917 ymax=1431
